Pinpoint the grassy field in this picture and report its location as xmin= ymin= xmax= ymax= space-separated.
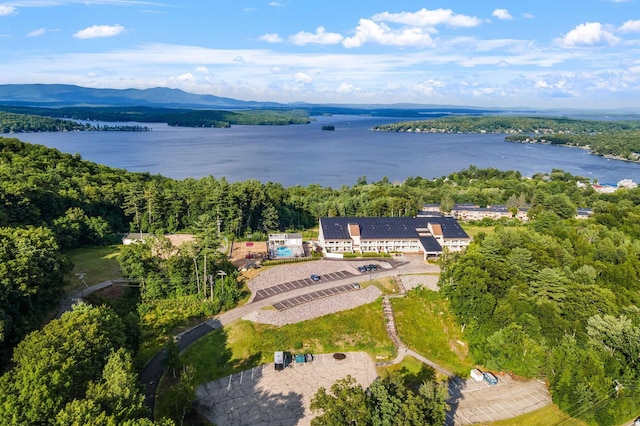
xmin=64 ymin=245 xmax=122 ymax=292
xmin=392 ymin=288 xmax=474 ymax=377
xmin=460 ymin=223 xmax=496 ymax=238
xmin=181 ymin=300 xmax=395 ymax=385
xmin=484 ymin=404 xmax=589 ymax=426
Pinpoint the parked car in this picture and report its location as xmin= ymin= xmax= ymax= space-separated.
xmin=368 ymin=264 xmax=378 ymax=270
xmin=483 ymin=371 xmax=498 ymax=385
xmin=310 ymin=274 xmax=321 ymax=281
xmin=357 ymin=266 xmax=367 ymax=272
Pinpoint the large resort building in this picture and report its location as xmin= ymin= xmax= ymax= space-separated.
xmin=318 ymin=216 xmax=470 ymax=260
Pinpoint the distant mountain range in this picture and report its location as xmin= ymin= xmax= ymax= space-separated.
xmin=4 ymin=83 xmax=635 ymax=118
xmin=0 ymin=84 xmax=286 ymax=109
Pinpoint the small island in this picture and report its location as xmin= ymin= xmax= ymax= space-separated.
xmin=321 ymin=125 xmax=335 ymax=131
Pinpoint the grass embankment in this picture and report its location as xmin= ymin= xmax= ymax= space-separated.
xmin=392 ymin=287 xmax=474 ymax=377
xmin=64 ymin=245 xmax=123 ymax=291
xmin=364 ymin=276 xmax=399 ymax=294
xmin=486 ymin=404 xmax=589 ymax=426
xmin=377 ymin=355 xmax=437 ymax=387
xmin=181 ymin=300 xmax=395 ymax=385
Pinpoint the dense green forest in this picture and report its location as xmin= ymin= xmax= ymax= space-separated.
xmin=373 ymin=116 xmax=640 ymax=134
xmin=374 ymin=116 xmax=640 ymax=162
xmin=3 ymin=135 xmax=640 ymax=423
xmin=0 ymin=106 xmax=311 ymax=128
xmin=440 ymin=209 xmax=640 ymax=423
xmin=0 ymin=110 xmax=94 ymax=132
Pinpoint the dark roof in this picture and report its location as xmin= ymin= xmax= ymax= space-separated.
xmin=320 ymin=217 xmax=469 ymax=240
xmin=420 ymin=236 xmax=442 ymax=252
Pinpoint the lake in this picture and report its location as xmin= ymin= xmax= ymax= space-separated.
xmin=17 ymin=115 xmax=640 ymax=187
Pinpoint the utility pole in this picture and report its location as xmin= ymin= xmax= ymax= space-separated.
xmin=209 ymin=275 xmax=214 ymax=301
xmin=76 ymin=273 xmax=89 ymax=298
xmin=218 ymin=270 xmax=227 ymax=299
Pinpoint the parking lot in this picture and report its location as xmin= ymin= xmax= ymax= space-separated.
xmin=196 ymin=352 xmax=378 ymax=426
xmin=272 ymin=283 xmax=362 ymax=311
xmin=446 ymin=373 xmax=552 ymax=425
xmin=251 ymin=270 xmax=357 ymax=302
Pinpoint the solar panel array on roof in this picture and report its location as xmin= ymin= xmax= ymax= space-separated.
xmin=420 ymin=236 xmax=442 ymax=252
xmin=320 ymin=217 xmax=469 ymax=240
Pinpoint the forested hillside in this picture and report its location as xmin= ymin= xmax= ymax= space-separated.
xmin=0 ymin=111 xmax=93 ymax=132
xmin=0 ymin=106 xmax=311 ymax=128
xmin=2 ymin=136 xmax=640 ymax=423
xmin=374 ymin=116 xmax=640 ymax=162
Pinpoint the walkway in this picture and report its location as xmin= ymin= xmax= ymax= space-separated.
xmin=55 ymin=279 xmax=116 ymax=319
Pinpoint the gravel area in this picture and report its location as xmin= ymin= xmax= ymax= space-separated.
xmin=248 ymin=259 xmax=393 ymax=292
xmin=243 ymin=286 xmax=382 ymax=326
xmin=400 ymin=274 xmax=440 ymax=291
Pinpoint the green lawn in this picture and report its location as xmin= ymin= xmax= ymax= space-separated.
xmin=64 ymin=245 xmax=123 ymax=292
xmin=377 ymin=355 xmax=437 ymax=389
xmin=181 ymin=300 xmax=395 ymax=385
xmin=392 ymin=288 xmax=474 ymax=377
xmin=460 ymin=223 xmax=496 ymax=238
xmin=486 ymin=404 xmax=589 ymax=426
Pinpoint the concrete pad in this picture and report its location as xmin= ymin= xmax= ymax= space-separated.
xmin=195 ymin=352 xmax=378 ymax=426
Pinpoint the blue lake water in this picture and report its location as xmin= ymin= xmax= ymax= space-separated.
xmin=17 ymin=115 xmax=640 ymax=187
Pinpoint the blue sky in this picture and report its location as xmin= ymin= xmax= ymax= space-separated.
xmin=1 ymin=1 xmax=639 ymax=109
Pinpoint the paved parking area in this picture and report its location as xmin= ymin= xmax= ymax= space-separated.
xmin=272 ymin=283 xmax=362 ymax=311
xmin=446 ymin=374 xmax=552 ymax=425
xmin=195 ymin=352 xmax=378 ymax=426
xmin=251 ymin=270 xmax=356 ymax=302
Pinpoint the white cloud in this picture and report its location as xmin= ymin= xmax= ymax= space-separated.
xmin=472 ymin=87 xmax=496 ymax=97
xmin=74 ymin=24 xmax=124 ymax=39
xmin=176 ymin=72 xmax=196 ymax=82
xmin=619 ymin=20 xmax=640 ymax=33
xmin=28 ymin=28 xmax=47 ymax=37
xmin=195 ymin=66 xmax=209 ymax=74
xmin=268 ymin=2 xmax=284 ymax=6
xmin=259 ymin=33 xmax=283 ymax=43
xmin=492 ymin=9 xmax=513 ymax=20
xmin=293 ymin=72 xmax=312 ymax=84
xmin=557 ymin=22 xmax=620 ymax=47
xmin=414 ymin=79 xmax=444 ymax=96
xmin=336 ymin=82 xmax=356 ymax=93
xmin=0 ymin=5 xmax=17 ymax=15
xmin=522 ymin=13 xmax=535 ymax=19
xmin=371 ymin=8 xmax=482 ymax=28
xmin=343 ymin=19 xmax=434 ymax=48
xmin=289 ymin=26 xmax=343 ymax=45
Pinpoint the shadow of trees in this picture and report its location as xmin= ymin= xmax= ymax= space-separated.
xmin=188 ymin=322 xmax=304 ymax=425
xmin=148 ymin=317 xmax=305 ymax=425
xmin=445 ymin=377 xmax=467 ymax=426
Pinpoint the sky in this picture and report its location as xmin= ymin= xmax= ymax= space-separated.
xmin=0 ymin=1 xmax=639 ymax=109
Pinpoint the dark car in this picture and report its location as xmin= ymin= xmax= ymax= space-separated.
xmin=357 ymin=266 xmax=367 ymax=272
xmin=368 ymin=264 xmax=378 ymax=270
xmin=310 ymin=274 xmax=321 ymax=281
